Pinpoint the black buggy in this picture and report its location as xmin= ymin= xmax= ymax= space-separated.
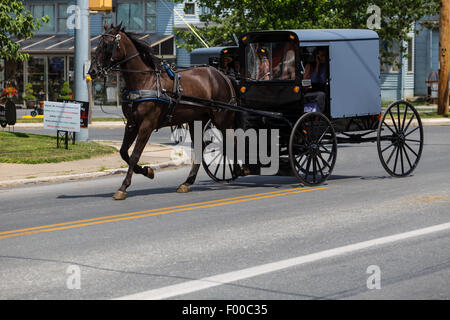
xmin=200 ymin=29 xmax=424 ymax=186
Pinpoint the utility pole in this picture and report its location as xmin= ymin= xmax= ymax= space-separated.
xmin=74 ymin=0 xmax=90 ymax=141
xmin=438 ymin=0 xmax=449 ymax=116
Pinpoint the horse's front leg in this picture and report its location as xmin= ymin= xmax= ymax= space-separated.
xmin=113 ymin=119 xmax=154 ymax=200
xmin=120 ymin=123 xmax=154 ymax=179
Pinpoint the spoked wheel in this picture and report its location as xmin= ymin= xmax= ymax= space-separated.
xmin=377 ymin=100 xmax=424 ymax=177
xmin=0 ymin=121 xmax=7 ymax=128
xmin=170 ymin=123 xmax=189 ymax=144
xmin=202 ymin=120 xmax=238 ymax=184
xmin=289 ymin=112 xmax=337 ymax=186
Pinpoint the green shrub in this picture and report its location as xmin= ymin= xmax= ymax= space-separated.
xmin=60 ymin=81 xmax=73 ymax=100
xmin=23 ymin=83 xmax=36 ymax=101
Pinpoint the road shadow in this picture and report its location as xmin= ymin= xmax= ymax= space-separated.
xmin=56 ymin=174 xmax=365 ymax=200
xmin=0 ymin=254 xmax=323 ymax=300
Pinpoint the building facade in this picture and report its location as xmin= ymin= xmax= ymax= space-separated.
xmin=1 ymin=3 xmax=444 ymax=107
xmin=0 ymin=0 xmax=201 ymax=106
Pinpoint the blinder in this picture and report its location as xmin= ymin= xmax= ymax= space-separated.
xmin=96 ymin=32 xmax=123 ymax=77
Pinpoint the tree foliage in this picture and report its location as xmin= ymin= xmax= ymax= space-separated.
xmin=0 ymin=0 xmax=49 ymax=61
xmin=172 ymin=0 xmax=439 ymax=64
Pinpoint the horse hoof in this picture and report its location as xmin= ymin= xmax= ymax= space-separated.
xmin=177 ymin=184 xmax=190 ymax=193
xmin=145 ymin=167 xmax=154 ymax=179
xmin=113 ymin=190 xmax=127 ymax=200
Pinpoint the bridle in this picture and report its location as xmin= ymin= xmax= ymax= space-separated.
xmin=94 ymin=32 xmax=157 ymax=77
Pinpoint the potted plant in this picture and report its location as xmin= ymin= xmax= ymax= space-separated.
xmin=23 ymin=83 xmax=36 ymax=109
xmin=59 ymin=81 xmax=73 ymax=101
xmin=1 ymin=86 xmax=18 ymax=99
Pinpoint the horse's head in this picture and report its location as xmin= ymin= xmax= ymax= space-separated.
xmin=88 ymin=22 xmax=125 ymax=80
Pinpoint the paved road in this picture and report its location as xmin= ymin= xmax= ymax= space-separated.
xmin=0 ymin=126 xmax=449 ymax=300
xmin=17 ymin=105 xmax=123 ymax=119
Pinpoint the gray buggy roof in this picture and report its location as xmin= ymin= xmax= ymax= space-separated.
xmin=291 ymin=29 xmax=379 ymax=42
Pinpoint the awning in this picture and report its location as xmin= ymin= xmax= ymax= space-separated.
xmin=18 ymin=33 xmax=174 ymax=57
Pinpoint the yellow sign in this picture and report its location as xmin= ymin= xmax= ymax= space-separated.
xmin=89 ymin=0 xmax=113 ymax=11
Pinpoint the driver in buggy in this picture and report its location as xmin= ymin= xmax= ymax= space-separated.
xmin=302 ymin=47 xmax=328 ymax=113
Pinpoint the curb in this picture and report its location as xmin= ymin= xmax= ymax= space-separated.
xmin=0 ymin=156 xmax=190 ymax=188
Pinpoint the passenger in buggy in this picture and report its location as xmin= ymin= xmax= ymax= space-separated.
xmin=256 ymin=47 xmax=271 ymax=81
xmin=303 ymin=47 xmax=328 ymax=113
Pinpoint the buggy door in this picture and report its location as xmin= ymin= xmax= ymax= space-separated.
xmin=329 ymin=40 xmax=381 ymax=118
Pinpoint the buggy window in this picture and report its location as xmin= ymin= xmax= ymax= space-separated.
xmin=245 ymin=41 xmax=296 ymax=81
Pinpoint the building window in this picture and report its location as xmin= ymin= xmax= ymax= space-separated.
xmin=103 ymin=11 xmax=114 ymax=28
xmin=58 ymin=4 xmax=68 ymax=33
xmin=48 ymin=56 xmax=65 ymax=101
xmin=146 ymin=1 xmax=157 ymax=31
xmin=117 ymin=1 xmax=143 ymax=31
xmin=29 ymin=4 xmax=55 ymax=33
xmin=184 ymin=3 xmax=195 ymax=15
xmin=407 ymin=39 xmax=414 ymax=73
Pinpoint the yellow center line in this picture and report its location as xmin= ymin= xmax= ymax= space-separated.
xmin=0 ymin=187 xmax=314 ymax=236
xmin=0 ymin=187 xmax=327 ymax=240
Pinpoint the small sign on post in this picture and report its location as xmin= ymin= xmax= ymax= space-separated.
xmin=44 ymin=101 xmax=81 ymax=149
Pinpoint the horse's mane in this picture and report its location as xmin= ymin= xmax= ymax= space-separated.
xmin=123 ymin=31 xmax=161 ymax=70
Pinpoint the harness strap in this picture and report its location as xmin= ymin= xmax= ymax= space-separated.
xmin=160 ymin=63 xmax=183 ymax=126
xmin=122 ymin=89 xmax=172 ymax=104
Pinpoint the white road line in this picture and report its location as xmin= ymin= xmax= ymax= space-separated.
xmin=116 ymin=222 xmax=450 ymax=300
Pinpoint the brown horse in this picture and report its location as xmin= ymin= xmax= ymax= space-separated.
xmin=88 ymin=23 xmax=237 ymax=200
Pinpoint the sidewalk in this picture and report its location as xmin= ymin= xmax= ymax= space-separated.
xmin=0 ymin=141 xmax=190 ymax=188
xmin=14 ymin=121 xmax=126 ymax=129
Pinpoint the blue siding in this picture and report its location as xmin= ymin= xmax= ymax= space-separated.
xmin=157 ymin=0 xmax=174 ymax=34
xmin=381 ymin=73 xmax=402 ymax=101
xmin=176 ymin=43 xmax=191 ymax=65
xmin=90 ymin=14 xmax=103 ymax=36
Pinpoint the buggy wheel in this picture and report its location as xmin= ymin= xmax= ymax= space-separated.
xmin=0 ymin=121 xmax=7 ymax=128
xmin=377 ymin=100 xmax=424 ymax=177
xmin=170 ymin=123 xmax=189 ymax=144
xmin=289 ymin=112 xmax=337 ymax=186
xmin=202 ymin=120 xmax=238 ymax=184
xmin=31 ymin=110 xmax=37 ymax=117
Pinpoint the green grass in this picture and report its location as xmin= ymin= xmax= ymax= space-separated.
xmin=16 ymin=118 xmax=44 ymax=123
xmin=0 ymin=131 xmax=117 ymax=164
xmin=381 ymin=100 xmax=433 ymax=109
xmin=415 ymin=112 xmax=449 ymax=118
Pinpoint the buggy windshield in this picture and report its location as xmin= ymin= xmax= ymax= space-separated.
xmin=245 ymin=41 xmax=296 ymax=81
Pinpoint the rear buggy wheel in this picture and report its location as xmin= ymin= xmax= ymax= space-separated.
xmin=377 ymin=100 xmax=424 ymax=177
xmin=202 ymin=120 xmax=238 ymax=184
xmin=31 ymin=110 xmax=37 ymax=117
xmin=0 ymin=121 xmax=7 ymax=128
xmin=289 ymin=112 xmax=337 ymax=186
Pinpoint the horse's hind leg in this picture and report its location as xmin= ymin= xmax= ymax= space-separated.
xmin=113 ymin=120 xmax=154 ymax=200
xmin=120 ymin=123 xmax=154 ymax=179
xmin=177 ymin=120 xmax=203 ymax=193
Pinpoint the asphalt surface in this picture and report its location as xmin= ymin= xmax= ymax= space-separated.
xmin=17 ymin=105 xmax=123 ymax=119
xmin=0 ymin=126 xmax=449 ymax=300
